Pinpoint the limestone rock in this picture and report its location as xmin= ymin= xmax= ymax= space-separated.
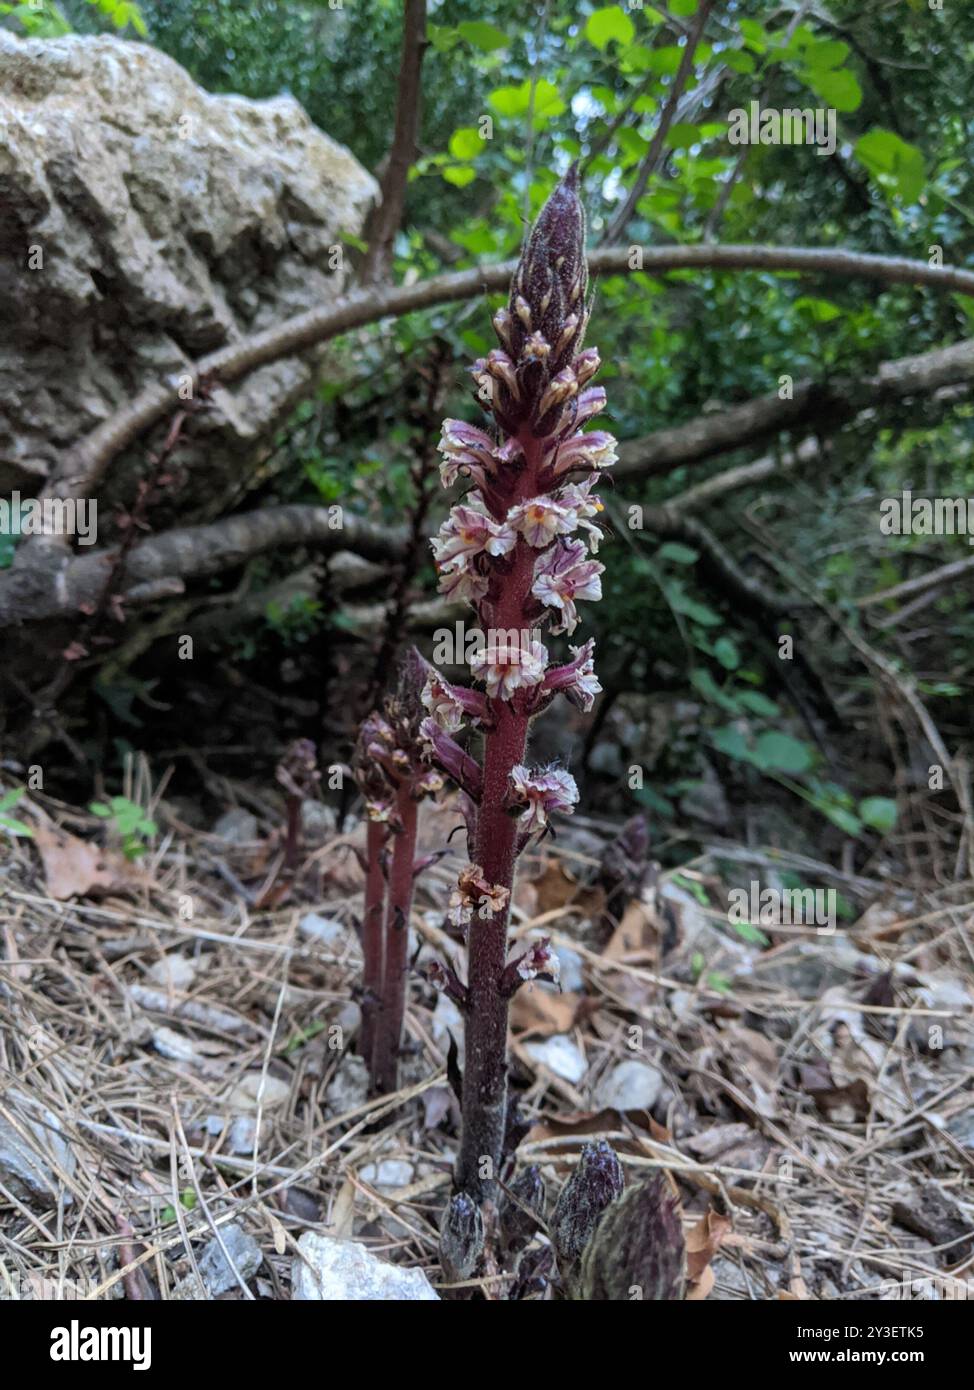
xmin=0 ymin=32 xmax=377 ymax=502
xmin=292 ymin=1233 xmax=439 ymax=1301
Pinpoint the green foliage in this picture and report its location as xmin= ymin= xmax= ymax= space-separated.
xmin=89 ymin=796 xmax=157 ymax=859
xmin=0 ymin=788 xmax=33 ymax=839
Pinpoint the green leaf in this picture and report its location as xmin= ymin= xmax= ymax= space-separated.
xmin=585 ymin=5 xmax=635 ymax=51
xmin=691 ymin=668 xmax=739 ymax=710
xmin=820 ymin=803 xmax=861 ymax=837
xmin=711 ymin=724 xmax=754 ymax=763
xmin=488 ymin=84 xmax=530 ymax=117
xmin=442 ymin=165 xmax=476 ymax=187
xmin=793 ymin=296 xmax=843 ymax=323
xmin=448 ymin=127 xmax=484 ymax=160
xmin=858 ymin=796 xmax=898 ymax=833
xmin=665 ymin=122 xmax=701 ymax=151
xmin=657 ymin=542 xmax=699 ymax=565
xmin=753 ymin=731 xmax=814 ymax=774
xmin=670 ymin=0 xmax=698 ymax=14
xmin=713 ymin=637 xmax=739 ymax=670
xmin=670 ymin=592 xmax=721 ymax=626
xmin=724 ymin=48 xmax=756 ymax=75
xmin=457 ymin=20 xmax=509 ymax=52
xmin=737 ymin=690 xmax=780 ymax=717
xmin=802 ymin=65 xmax=861 ymax=112
xmin=733 ymin=919 xmax=771 ymax=947
xmin=855 ymin=129 xmax=926 ymax=204
xmin=488 ymin=79 xmax=565 ymax=123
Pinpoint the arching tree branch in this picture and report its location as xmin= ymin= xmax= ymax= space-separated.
xmin=35 ymin=246 xmax=974 ymax=510
xmin=615 ymin=336 xmax=974 ymax=481
xmin=0 ymin=508 xmax=408 ymax=626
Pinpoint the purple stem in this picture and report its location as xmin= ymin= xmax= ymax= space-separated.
xmin=371 ymin=785 xmax=419 ymax=1094
xmin=455 ymin=432 xmax=541 ymax=1200
xmin=359 ymin=818 xmax=387 ymax=1072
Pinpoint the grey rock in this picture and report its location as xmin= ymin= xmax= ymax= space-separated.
xmin=359 ymin=1159 xmax=414 ymax=1189
xmin=147 ymin=954 xmax=197 ymax=989
xmin=212 ymin=808 xmax=259 ymax=844
xmin=291 ymin=1232 xmax=438 ymax=1301
xmin=228 ymin=1115 xmax=258 ymax=1155
xmin=301 ymin=800 xmax=337 ymax=841
xmin=554 ymin=944 xmax=585 ymax=993
xmin=172 ymin=1223 xmax=263 ymax=1299
xmin=0 ymin=1090 xmax=77 ymax=1206
xmin=151 ymin=1025 xmax=198 ymax=1063
xmin=226 ymin=1072 xmax=290 ymax=1111
xmin=523 ymin=1034 xmax=587 ymax=1084
xmin=0 ymin=32 xmax=377 ymax=496
xmin=299 ymin=913 xmax=352 ymax=949
xmin=738 ymin=938 xmax=870 ymax=998
xmin=324 ymin=1053 xmax=369 ymax=1116
xmin=593 ymin=1058 xmax=663 ymax=1112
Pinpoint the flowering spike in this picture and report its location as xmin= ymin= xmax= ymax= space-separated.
xmin=423 ymin=167 xmax=611 ymax=1206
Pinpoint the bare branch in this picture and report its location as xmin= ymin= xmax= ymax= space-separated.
xmin=0 ymin=507 xmax=408 ymax=627
xmin=360 ymin=0 xmax=428 ymax=284
xmin=615 ymin=337 xmax=974 ymax=481
xmin=856 ymin=555 xmax=974 ymax=610
xmin=601 ymin=0 xmax=714 ymax=245
xmin=35 ymin=245 xmax=974 ymax=511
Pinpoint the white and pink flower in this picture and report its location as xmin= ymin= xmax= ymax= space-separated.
xmin=470 ymin=637 xmax=547 ymax=700
xmin=543 ymin=638 xmax=603 ymax=712
xmin=507 ymin=495 xmax=575 ymax=548
xmin=436 ymin=562 xmax=489 ymax=605
xmin=531 ymin=540 xmax=604 ymax=634
xmin=437 ymin=419 xmax=497 ymax=489
xmin=508 ymin=764 xmax=579 ymax=835
xmin=422 ymin=674 xmax=487 ymax=733
xmin=551 ymin=429 xmax=617 ymax=479
xmin=558 ymin=477 xmax=605 ymax=552
xmin=431 ymin=499 xmax=516 ymax=567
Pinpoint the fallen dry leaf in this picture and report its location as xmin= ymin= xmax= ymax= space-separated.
xmin=32 ymin=822 xmax=133 ymax=900
xmin=510 ymin=986 xmax=583 ymax=1037
xmin=685 ymin=1209 xmax=732 ymax=1300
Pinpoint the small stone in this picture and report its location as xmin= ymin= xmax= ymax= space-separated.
xmin=325 ymin=1054 xmax=369 ymax=1115
xmin=172 ymin=1224 xmax=263 ymax=1299
xmin=554 ymin=944 xmax=585 ymax=993
xmin=593 ymin=1058 xmax=663 ymax=1112
xmin=299 ymin=913 xmax=352 ymax=949
xmin=0 ymin=1090 xmax=77 ymax=1206
xmin=333 ymin=1000 xmax=362 ymax=1037
xmin=147 ymin=954 xmax=196 ymax=989
xmin=359 ymin=1159 xmax=414 ymax=1189
xmin=228 ymin=1115 xmax=257 ymax=1155
xmin=292 ymin=1232 xmax=439 ymax=1300
xmin=151 ymin=1026 xmax=198 ymax=1064
xmin=226 ymin=1073 xmax=291 ymax=1111
xmin=212 ymin=808 xmax=259 ymax=843
xmin=524 ymin=1034 xmax=587 ymax=1084
xmin=301 ymin=799 xmax=336 ymax=840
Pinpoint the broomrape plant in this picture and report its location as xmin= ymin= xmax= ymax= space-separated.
xmin=420 ymin=167 xmax=615 ymax=1205
xmin=354 ymin=653 xmax=444 ymax=1095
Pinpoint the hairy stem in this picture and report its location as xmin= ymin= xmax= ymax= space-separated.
xmin=371 ymin=787 xmax=419 ymax=1094
xmin=360 ymin=818 xmax=388 ymax=1070
xmin=455 ymin=435 xmax=541 ymax=1200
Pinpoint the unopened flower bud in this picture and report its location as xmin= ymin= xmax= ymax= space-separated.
xmin=577 ymin=1173 xmax=687 ymax=1302
xmin=499 ymin=1164 xmax=546 ymax=1252
xmin=551 ymin=1139 xmax=625 ymax=1290
xmin=440 ymin=1192 xmax=485 ymax=1283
